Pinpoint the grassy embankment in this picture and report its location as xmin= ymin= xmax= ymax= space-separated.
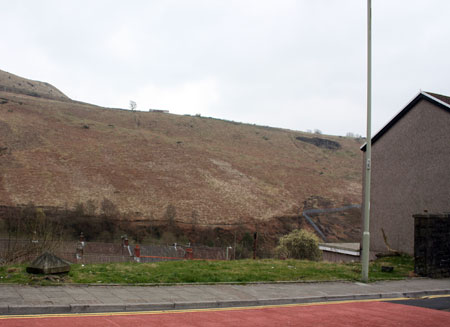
xmin=0 ymin=256 xmax=413 ymax=285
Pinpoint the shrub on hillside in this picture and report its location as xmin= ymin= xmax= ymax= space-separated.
xmin=275 ymin=229 xmax=322 ymax=261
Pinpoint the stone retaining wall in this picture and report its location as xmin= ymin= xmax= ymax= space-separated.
xmin=414 ymin=213 xmax=450 ymax=278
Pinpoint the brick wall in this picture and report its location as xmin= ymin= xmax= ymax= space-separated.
xmin=414 ymin=213 xmax=450 ymax=278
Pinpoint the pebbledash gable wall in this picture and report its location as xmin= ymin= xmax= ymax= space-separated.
xmin=362 ymin=93 xmax=450 ymax=256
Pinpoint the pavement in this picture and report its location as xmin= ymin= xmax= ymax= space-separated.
xmin=0 ymin=278 xmax=449 ymax=315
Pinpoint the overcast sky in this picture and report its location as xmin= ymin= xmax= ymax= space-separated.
xmin=1 ymin=0 xmax=449 ymax=136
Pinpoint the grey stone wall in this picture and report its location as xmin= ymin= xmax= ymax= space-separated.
xmin=414 ymin=213 xmax=450 ymax=278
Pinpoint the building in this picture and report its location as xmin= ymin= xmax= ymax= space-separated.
xmin=361 ymin=91 xmax=450 ymax=256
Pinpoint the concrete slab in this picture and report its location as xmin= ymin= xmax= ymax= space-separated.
xmin=8 ymin=304 xmax=70 ymax=315
xmin=174 ymin=301 xmax=218 ymax=310
xmin=125 ymin=303 xmax=174 ymax=312
xmin=129 ymin=286 xmax=187 ymax=302
xmin=109 ymin=288 xmax=147 ymax=301
xmin=70 ymin=303 xmax=125 ymax=313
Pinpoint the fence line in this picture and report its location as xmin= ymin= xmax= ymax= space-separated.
xmin=0 ymin=239 xmax=227 ymax=264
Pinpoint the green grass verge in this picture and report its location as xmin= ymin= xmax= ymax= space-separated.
xmin=0 ymin=256 xmax=414 ymax=285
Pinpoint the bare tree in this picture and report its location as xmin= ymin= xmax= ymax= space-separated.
xmin=129 ymin=100 xmax=137 ymax=111
xmin=85 ymin=199 xmax=97 ymax=216
xmin=101 ymin=198 xmax=119 ymax=218
xmin=191 ymin=210 xmax=198 ymax=232
xmin=164 ymin=204 xmax=177 ymax=227
xmin=2 ymin=205 xmax=63 ymax=264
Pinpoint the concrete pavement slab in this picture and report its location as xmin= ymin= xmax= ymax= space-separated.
xmin=125 ymin=303 xmax=174 ymax=312
xmin=130 ymin=286 xmax=190 ymax=302
xmin=109 ymin=287 xmax=146 ymax=301
xmin=0 ymin=278 xmax=449 ymax=315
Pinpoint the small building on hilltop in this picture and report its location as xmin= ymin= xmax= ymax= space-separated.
xmin=361 ymin=91 xmax=450 ymax=256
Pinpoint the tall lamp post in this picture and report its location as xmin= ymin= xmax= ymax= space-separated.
xmin=361 ymin=0 xmax=372 ymax=282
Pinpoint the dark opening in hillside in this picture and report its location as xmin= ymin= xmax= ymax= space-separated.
xmin=295 ymin=136 xmax=341 ymax=150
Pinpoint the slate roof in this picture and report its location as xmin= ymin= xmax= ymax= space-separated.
xmin=361 ymin=91 xmax=450 ymax=151
xmin=426 ymin=92 xmax=450 ymax=105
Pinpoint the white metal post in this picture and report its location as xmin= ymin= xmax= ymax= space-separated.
xmin=361 ymin=0 xmax=372 ymax=282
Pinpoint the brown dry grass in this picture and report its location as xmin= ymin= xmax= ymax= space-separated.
xmin=0 ymin=69 xmax=68 ymax=101
xmin=0 ymin=70 xmax=363 ymax=230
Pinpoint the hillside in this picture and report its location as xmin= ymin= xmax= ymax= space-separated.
xmin=0 ymin=70 xmax=363 ymax=245
xmin=0 ymin=69 xmax=69 ymax=101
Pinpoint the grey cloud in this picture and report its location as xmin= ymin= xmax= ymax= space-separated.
xmin=1 ymin=0 xmax=449 ymax=135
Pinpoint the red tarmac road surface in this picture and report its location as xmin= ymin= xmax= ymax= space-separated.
xmin=1 ymin=300 xmax=450 ymax=327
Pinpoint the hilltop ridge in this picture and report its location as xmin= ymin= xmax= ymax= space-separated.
xmin=0 ymin=69 xmax=69 ymax=101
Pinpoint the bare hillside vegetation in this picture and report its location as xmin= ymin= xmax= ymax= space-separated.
xmin=0 ymin=69 xmax=68 ymax=101
xmin=0 ymin=70 xmax=363 ymax=247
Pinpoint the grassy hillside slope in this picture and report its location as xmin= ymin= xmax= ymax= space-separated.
xmin=0 ymin=70 xmax=362 ymax=233
xmin=0 ymin=69 xmax=68 ymax=101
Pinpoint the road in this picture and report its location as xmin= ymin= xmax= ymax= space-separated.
xmin=1 ymin=298 xmax=450 ymax=327
xmin=386 ymin=294 xmax=450 ymax=312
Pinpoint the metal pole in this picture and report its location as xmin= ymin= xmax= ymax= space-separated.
xmin=234 ymin=230 xmax=237 ymax=260
xmin=252 ymin=232 xmax=257 ymax=260
xmin=361 ymin=0 xmax=372 ymax=282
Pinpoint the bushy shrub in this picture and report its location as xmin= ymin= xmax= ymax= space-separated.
xmin=275 ymin=229 xmax=322 ymax=261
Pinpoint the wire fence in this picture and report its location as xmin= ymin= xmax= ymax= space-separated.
xmin=0 ymin=238 xmax=227 ymax=264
